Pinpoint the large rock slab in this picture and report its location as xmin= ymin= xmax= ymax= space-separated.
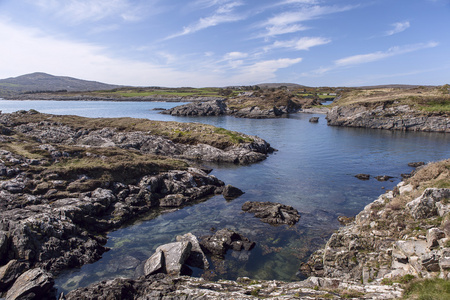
xmin=241 ymin=201 xmax=300 ymax=226
xmin=176 ymin=233 xmax=209 ymax=269
xmin=0 ymin=260 xmax=28 ymax=291
xmin=155 ymin=241 xmax=192 ymax=276
xmin=5 ymin=268 xmax=54 ymax=300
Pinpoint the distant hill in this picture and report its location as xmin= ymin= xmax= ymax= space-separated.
xmin=0 ymin=72 xmax=120 ymax=97
xmin=256 ymin=83 xmax=308 ymax=89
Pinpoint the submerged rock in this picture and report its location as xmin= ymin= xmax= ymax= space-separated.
xmin=355 ymin=174 xmax=370 ymax=180
xmin=241 ymin=201 xmax=300 ymax=226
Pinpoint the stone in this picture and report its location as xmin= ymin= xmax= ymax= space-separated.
xmin=241 ymin=201 xmax=300 ymax=226
xmin=421 ymin=251 xmax=440 ymax=272
xmin=375 ymin=175 xmax=394 ymax=182
xmin=144 ymin=250 xmax=165 ymax=276
xmin=426 ymin=228 xmax=445 ymax=249
xmin=176 ymin=233 xmax=209 ymax=269
xmin=155 ymin=241 xmax=192 ymax=276
xmin=355 ymin=174 xmax=370 ymax=180
xmin=5 ymin=268 xmax=54 ymax=300
xmin=222 ymin=184 xmax=244 ymax=200
xmin=309 ymin=117 xmax=319 ymax=123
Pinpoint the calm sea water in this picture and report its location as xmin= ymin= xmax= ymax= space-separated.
xmin=1 ymin=100 xmax=449 ymax=292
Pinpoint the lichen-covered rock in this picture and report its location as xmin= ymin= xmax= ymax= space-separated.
xmin=407 ymin=188 xmax=450 ymax=219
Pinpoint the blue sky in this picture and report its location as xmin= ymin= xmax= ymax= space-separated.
xmin=0 ymin=0 xmax=449 ymax=87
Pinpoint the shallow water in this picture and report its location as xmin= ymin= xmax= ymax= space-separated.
xmin=1 ymin=100 xmax=449 ymax=292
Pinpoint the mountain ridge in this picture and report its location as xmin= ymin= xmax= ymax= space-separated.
xmin=0 ymin=72 xmax=120 ymax=97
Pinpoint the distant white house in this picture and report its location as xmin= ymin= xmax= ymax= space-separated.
xmin=238 ymin=92 xmax=254 ymax=97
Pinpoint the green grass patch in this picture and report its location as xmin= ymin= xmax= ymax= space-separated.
xmin=403 ymin=278 xmax=450 ymax=299
xmin=418 ymin=100 xmax=450 ymax=112
xmin=213 ymin=127 xmax=253 ymax=144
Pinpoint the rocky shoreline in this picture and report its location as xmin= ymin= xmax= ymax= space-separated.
xmin=0 ymin=110 xmax=273 ymax=299
xmin=1 ymin=110 xmax=449 ymax=299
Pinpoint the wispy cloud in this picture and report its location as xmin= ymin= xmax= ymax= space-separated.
xmin=304 ymin=42 xmax=439 ymax=77
xmin=385 ymin=21 xmax=410 ymax=36
xmin=258 ymin=4 xmax=356 ymax=37
xmin=335 ymin=42 xmax=438 ymax=66
xmin=165 ymin=0 xmax=245 ymax=40
xmin=31 ymin=0 xmax=146 ymax=23
xmin=224 ymin=51 xmax=249 ymax=60
xmin=265 ymin=36 xmax=331 ymax=51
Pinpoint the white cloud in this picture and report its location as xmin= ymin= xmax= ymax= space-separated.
xmin=263 ymin=24 xmax=309 ymax=37
xmin=166 ymin=1 xmax=245 ymax=39
xmin=265 ymin=37 xmax=331 ymax=51
xmin=224 ymin=51 xmax=248 ymax=60
xmin=0 ymin=20 xmax=302 ymax=87
xmin=386 ymin=21 xmax=410 ymax=36
xmin=229 ymin=58 xmax=303 ymax=83
xmin=0 ymin=20 xmax=194 ymax=86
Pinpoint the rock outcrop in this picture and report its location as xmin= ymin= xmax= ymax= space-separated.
xmin=161 ymin=99 xmax=227 ymax=116
xmin=199 ymin=229 xmax=255 ymax=258
xmin=241 ymin=201 xmax=300 ymax=226
xmin=326 ymin=104 xmax=449 ymax=132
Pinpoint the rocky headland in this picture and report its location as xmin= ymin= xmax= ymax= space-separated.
xmin=0 ymin=110 xmax=273 ymax=299
xmin=325 ymin=86 xmax=450 ymax=132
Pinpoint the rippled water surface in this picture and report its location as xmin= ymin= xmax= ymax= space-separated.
xmin=1 ymin=100 xmax=449 ymax=292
